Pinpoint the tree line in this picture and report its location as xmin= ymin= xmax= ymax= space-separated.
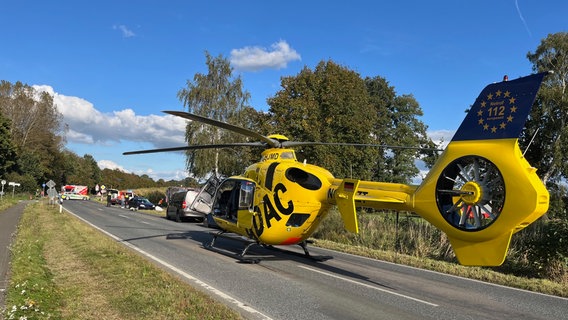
xmin=178 ymin=52 xmax=437 ymax=183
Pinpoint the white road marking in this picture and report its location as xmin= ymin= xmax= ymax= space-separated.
xmin=299 ymin=265 xmax=439 ymax=307
xmin=64 ymin=207 xmax=273 ymax=320
xmin=315 ymin=246 xmax=568 ymax=301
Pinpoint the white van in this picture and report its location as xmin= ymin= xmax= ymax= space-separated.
xmin=166 ymin=189 xmax=212 ymax=222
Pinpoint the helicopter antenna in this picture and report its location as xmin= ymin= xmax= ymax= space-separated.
xmin=523 ymin=127 xmax=540 ymax=156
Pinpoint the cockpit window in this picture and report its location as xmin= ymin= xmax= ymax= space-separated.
xmin=280 ymin=151 xmax=295 ymax=159
xmin=214 ymin=179 xmax=255 ymax=218
xmin=238 ymin=181 xmax=255 ymax=209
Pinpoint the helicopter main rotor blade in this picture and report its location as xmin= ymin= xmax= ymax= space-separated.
xmin=164 ymin=110 xmax=279 ymax=148
xmin=282 ymin=141 xmax=444 ymax=152
xmin=123 ymin=142 xmax=265 ymax=155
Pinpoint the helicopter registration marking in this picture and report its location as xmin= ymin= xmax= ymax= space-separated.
xmin=261 ymin=152 xmax=280 ymax=162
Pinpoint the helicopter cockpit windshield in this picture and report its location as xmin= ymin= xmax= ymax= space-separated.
xmin=280 ymin=151 xmax=295 ymax=160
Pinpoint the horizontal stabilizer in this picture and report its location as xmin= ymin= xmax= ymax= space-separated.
xmin=354 ymin=195 xmax=405 ymax=204
xmin=334 ymin=179 xmax=360 ymax=233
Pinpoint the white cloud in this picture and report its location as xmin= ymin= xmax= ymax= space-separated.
xmin=412 ymin=160 xmax=430 ymax=185
xmin=427 ymin=129 xmax=454 ymax=149
xmin=34 ymin=85 xmax=187 ymax=148
xmin=98 ymin=159 xmax=129 ymax=172
xmin=230 ymin=40 xmax=301 ymax=71
xmin=411 ymin=130 xmax=455 ymax=184
xmin=113 ymin=24 xmax=136 ymax=38
xmin=98 ymin=159 xmax=189 ymax=181
xmin=32 ymin=85 xmax=190 ymax=181
xmin=131 ymin=167 xmax=190 ymax=181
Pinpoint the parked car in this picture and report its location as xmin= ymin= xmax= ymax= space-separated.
xmin=126 ymin=197 xmax=156 ymax=210
xmin=61 ymin=192 xmax=89 ymax=200
xmin=166 ymin=190 xmax=209 ymax=222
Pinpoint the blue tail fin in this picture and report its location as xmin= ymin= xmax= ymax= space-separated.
xmin=452 ymin=72 xmax=548 ymax=142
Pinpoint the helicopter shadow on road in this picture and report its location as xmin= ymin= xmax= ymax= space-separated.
xmin=164 ymin=223 xmax=218 ymax=243
xmin=107 ymin=215 xmax=197 ymax=243
xmin=166 ymin=228 xmax=396 ymax=291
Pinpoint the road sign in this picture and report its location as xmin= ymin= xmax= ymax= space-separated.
xmin=47 ymin=188 xmax=57 ymax=198
xmin=46 ymin=180 xmax=56 ymax=188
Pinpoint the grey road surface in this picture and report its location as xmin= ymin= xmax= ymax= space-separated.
xmin=23 ymin=200 xmax=568 ymax=319
xmin=0 ymin=201 xmax=27 ymax=312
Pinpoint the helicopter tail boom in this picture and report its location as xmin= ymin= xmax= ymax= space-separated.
xmin=332 ymin=73 xmax=550 ymax=266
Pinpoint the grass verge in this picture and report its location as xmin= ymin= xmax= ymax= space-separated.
xmin=0 ymin=197 xmax=18 ymax=211
xmin=2 ymin=202 xmax=242 ymax=320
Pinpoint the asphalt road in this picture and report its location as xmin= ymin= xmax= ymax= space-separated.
xmin=0 ymin=201 xmax=28 ymax=311
xmin=39 ymin=201 xmax=568 ymax=319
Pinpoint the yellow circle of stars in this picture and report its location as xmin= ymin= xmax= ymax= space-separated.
xmin=477 ymin=89 xmax=517 ymax=133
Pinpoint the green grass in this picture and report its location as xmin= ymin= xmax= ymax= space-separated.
xmin=0 ymin=197 xmax=19 ymax=211
xmin=311 ymin=209 xmax=568 ymax=297
xmin=2 ymin=202 xmax=242 ymax=320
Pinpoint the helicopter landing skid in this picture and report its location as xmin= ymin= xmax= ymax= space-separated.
xmin=204 ymin=231 xmax=262 ymax=264
xmin=265 ymin=240 xmax=333 ymax=262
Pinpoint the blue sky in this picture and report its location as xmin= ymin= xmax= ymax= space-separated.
xmin=1 ymin=1 xmax=566 ymax=181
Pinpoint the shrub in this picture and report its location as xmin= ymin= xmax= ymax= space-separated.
xmin=139 ymin=190 xmax=166 ymax=206
xmin=525 ymin=219 xmax=568 ymax=280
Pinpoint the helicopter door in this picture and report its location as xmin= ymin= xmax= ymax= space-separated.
xmin=188 ymin=175 xmax=221 ymax=214
xmin=213 ymin=179 xmax=255 ymax=228
xmin=236 ymin=180 xmax=255 ymax=230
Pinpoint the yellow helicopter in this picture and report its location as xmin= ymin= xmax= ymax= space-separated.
xmin=125 ymin=72 xmax=550 ymax=266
